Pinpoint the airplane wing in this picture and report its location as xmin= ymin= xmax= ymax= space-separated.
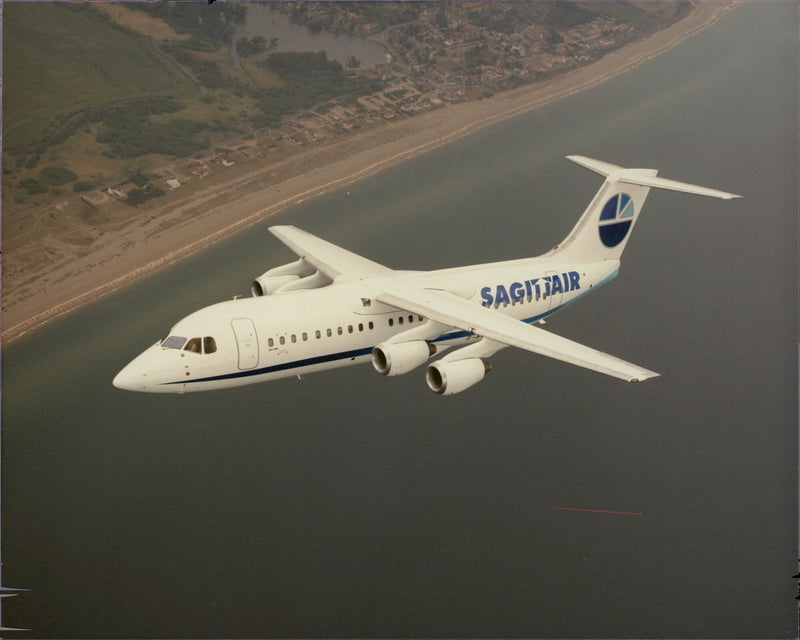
xmin=377 ymin=286 xmax=659 ymax=382
xmin=270 ymin=225 xmax=394 ymax=280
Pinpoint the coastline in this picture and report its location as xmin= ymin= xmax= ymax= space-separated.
xmin=1 ymin=1 xmax=737 ymax=344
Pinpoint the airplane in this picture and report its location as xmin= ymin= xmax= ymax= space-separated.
xmin=113 ymin=156 xmax=739 ymax=395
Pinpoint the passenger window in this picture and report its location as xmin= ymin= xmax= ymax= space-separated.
xmin=302 ymin=332 xmax=308 ymax=341
xmin=408 ymin=315 xmax=413 ymax=323
xmin=268 ymin=338 xmax=274 ymax=347
xmin=398 ymin=316 xmax=404 ymax=325
xmin=369 ymin=321 xmax=374 ymax=330
xmin=327 ymin=328 xmax=332 ymax=337
xmin=291 ymin=334 xmax=296 ymax=344
xmin=204 ymin=337 xmax=217 ymax=354
xmin=184 ymin=338 xmax=202 ymax=353
xmin=162 ymin=336 xmax=187 ymax=349
xmin=315 ymin=330 xmax=321 ymax=339
xmin=337 ymin=327 xmax=343 ymax=335
xmin=348 ymin=325 xmax=353 ymax=334
xmin=389 ymin=318 xmax=394 ymax=327
xmin=279 ymin=336 xmax=285 ymax=345
xmin=358 ymin=323 xmax=364 ymax=332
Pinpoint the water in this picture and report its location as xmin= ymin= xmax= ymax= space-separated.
xmin=230 ymin=4 xmax=388 ymax=72
xmin=3 ymin=4 xmax=796 ymax=637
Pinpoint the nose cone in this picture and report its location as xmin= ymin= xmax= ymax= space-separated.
xmin=113 ymin=343 xmax=162 ymax=392
xmin=113 ymin=362 xmax=145 ymax=391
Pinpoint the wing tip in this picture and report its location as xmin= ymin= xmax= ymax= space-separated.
xmin=629 ymin=371 xmax=660 ymax=383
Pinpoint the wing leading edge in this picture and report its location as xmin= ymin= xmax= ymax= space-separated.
xmin=378 ymin=286 xmax=659 ymax=383
xmin=270 ymin=225 xmax=657 ymax=382
xmin=270 ymin=225 xmax=393 ymax=280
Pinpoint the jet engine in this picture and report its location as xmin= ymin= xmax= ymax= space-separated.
xmin=251 ymin=273 xmax=299 ymax=296
xmin=372 ymin=341 xmax=437 ymax=376
xmin=426 ymin=358 xmax=491 ymax=395
xmin=251 ymin=258 xmax=330 ymax=296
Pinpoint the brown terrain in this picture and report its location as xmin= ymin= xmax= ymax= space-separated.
xmin=1 ymin=2 xmax=737 ymax=343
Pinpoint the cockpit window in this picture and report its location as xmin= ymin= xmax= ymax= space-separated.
xmin=162 ymin=336 xmax=187 ymax=349
xmin=163 ymin=335 xmax=216 ymax=354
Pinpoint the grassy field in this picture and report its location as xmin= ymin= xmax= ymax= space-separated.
xmin=3 ymin=3 xmax=197 ymax=154
xmin=1 ymin=2 xmax=383 ymax=215
xmin=1 ymin=3 xmax=262 ymax=213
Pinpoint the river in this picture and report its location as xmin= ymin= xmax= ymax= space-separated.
xmin=2 ymin=3 xmax=796 ymax=637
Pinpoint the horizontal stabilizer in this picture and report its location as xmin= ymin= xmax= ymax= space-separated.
xmin=616 ymin=174 xmax=741 ymax=199
xmin=566 ymin=155 xmax=625 ymax=177
xmin=566 ymin=155 xmax=741 ymax=199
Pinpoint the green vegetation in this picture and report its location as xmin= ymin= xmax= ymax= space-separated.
xmin=287 ymin=2 xmax=423 ymax=34
xmin=128 ymin=2 xmax=246 ymax=49
xmin=19 ymin=177 xmax=48 ymax=196
xmin=160 ymin=42 xmax=236 ymax=91
xmin=73 ymin=181 xmax=96 ymax=193
xmin=467 ymin=3 xmax=595 ymax=34
xmin=252 ymin=51 xmax=383 ymax=123
xmin=237 ymin=35 xmax=278 ymax=57
xmin=94 ymin=99 xmax=209 ymax=158
xmin=38 ymin=166 xmax=78 ymax=187
xmin=3 ymin=3 xmax=196 ymax=159
xmin=3 ymin=0 xmax=687 ymax=216
xmin=125 ymin=185 xmax=166 ymax=207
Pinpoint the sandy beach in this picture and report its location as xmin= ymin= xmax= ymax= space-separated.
xmin=1 ymin=1 xmax=737 ymax=344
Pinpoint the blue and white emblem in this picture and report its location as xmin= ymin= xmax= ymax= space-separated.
xmin=598 ymin=193 xmax=634 ymax=247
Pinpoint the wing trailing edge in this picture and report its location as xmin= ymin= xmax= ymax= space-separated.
xmin=377 ymin=286 xmax=659 ymax=383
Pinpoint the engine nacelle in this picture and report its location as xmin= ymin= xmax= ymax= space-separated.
xmin=372 ymin=341 xmax=437 ymax=376
xmin=251 ymin=258 xmax=316 ymax=296
xmin=426 ymin=358 xmax=491 ymax=395
xmin=251 ymin=273 xmax=299 ymax=297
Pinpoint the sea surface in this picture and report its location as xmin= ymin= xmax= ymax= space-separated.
xmin=2 ymin=4 xmax=797 ymax=637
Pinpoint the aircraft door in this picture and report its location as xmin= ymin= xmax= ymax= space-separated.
xmin=546 ymin=271 xmax=563 ymax=310
xmin=231 ymin=318 xmax=259 ymax=370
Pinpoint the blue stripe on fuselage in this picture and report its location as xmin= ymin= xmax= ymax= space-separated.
xmin=166 ymin=268 xmax=619 ymax=387
xmin=164 ymin=346 xmax=375 ymax=386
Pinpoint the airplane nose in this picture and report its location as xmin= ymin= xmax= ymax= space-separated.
xmin=113 ymin=345 xmax=159 ymax=392
xmin=113 ymin=363 xmax=146 ymax=391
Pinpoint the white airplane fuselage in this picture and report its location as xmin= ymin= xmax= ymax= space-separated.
xmin=114 ymin=156 xmax=738 ymax=395
xmin=114 ymin=258 xmax=618 ymax=393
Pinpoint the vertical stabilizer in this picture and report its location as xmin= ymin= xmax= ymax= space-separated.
xmin=549 ymin=156 xmax=740 ymax=263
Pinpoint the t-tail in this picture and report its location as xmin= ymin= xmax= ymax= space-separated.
xmin=549 ymin=156 xmax=740 ymax=263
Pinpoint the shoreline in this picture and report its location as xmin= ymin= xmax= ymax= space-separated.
xmin=1 ymin=2 xmax=737 ymax=345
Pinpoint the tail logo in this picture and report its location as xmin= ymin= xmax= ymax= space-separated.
xmin=598 ymin=193 xmax=634 ymax=248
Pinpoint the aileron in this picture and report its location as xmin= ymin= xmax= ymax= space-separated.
xmin=378 ymin=287 xmax=658 ymax=383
